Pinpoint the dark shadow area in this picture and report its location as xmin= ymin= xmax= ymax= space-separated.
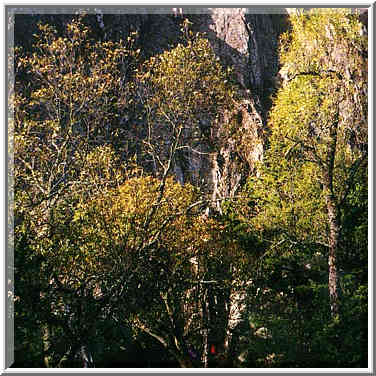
xmin=14 ymin=13 xmax=149 ymax=52
xmin=95 ymin=340 xmax=180 ymax=368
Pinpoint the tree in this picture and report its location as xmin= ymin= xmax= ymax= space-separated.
xmin=14 ymin=17 xmax=139 ymax=212
xmin=251 ymin=8 xmax=367 ymax=317
xmin=67 ymin=175 xmax=247 ymax=367
xmin=13 ymin=18 xmax=140 ymax=367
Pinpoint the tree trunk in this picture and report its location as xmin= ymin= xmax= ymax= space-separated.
xmin=222 ymin=279 xmax=248 ymax=366
xmin=323 ymin=116 xmax=340 ymax=318
xmin=200 ymin=288 xmax=209 ymax=368
xmin=326 ymin=193 xmax=340 ymax=317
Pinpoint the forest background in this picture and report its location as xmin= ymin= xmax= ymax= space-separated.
xmin=9 ymin=7 xmax=368 ymax=368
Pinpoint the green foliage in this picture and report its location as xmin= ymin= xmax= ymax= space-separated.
xmin=280 ymin=9 xmax=367 ymax=78
xmin=14 ymin=235 xmax=45 ymax=367
xmin=267 ymin=72 xmax=365 ymax=212
xmin=243 ymin=242 xmax=367 ymax=367
xmin=339 ymin=164 xmax=368 ymax=279
xmin=279 ymin=9 xmax=367 ymax=153
xmin=15 ymin=19 xmax=139 ymax=146
xmin=240 ymin=8 xmax=368 ymax=367
xmin=247 ymin=7 xmax=367 ymax=268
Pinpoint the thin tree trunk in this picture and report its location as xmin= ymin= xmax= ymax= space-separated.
xmin=201 ymin=288 xmax=209 ymax=368
xmin=323 ymin=115 xmax=340 ymax=317
xmin=326 ymin=193 xmax=340 ymax=317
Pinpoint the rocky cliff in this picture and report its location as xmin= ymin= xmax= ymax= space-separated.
xmin=187 ymin=9 xmax=288 ymax=210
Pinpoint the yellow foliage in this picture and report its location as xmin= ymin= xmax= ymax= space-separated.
xmin=64 ymin=175 xmax=242 ymax=283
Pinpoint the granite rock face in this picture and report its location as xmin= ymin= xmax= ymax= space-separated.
xmin=189 ymin=9 xmax=287 ymax=102
xmin=185 ymin=9 xmax=286 ymax=209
